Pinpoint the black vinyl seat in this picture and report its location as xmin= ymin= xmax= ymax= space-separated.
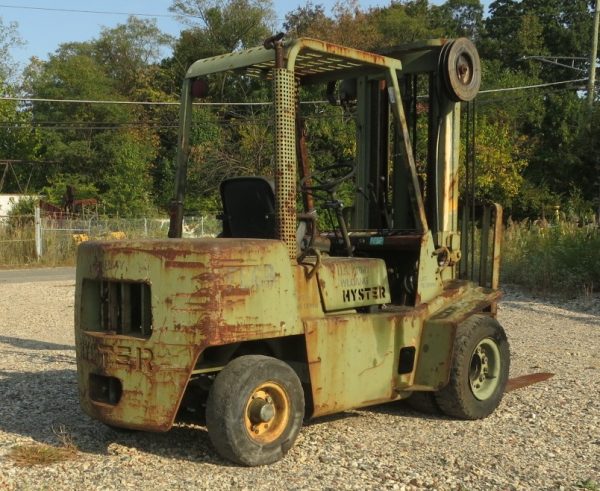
xmin=220 ymin=177 xmax=276 ymax=239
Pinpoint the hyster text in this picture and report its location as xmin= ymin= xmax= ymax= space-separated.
xmin=342 ymin=286 xmax=386 ymax=303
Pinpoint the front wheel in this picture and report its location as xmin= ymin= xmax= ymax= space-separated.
xmin=206 ymin=355 xmax=305 ymax=466
xmin=435 ymin=314 xmax=510 ymax=420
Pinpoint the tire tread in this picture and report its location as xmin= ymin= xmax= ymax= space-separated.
xmin=434 ymin=314 xmax=510 ymax=420
xmin=206 ymin=355 xmax=304 ymax=466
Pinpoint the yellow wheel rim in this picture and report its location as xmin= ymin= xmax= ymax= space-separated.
xmin=244 ymin=381 xmax=290 ymax=444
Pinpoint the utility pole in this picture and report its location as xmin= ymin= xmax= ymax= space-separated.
xmin=587 ymin=0 xmax=600 ymax=223
xmin=589 ymin=0 xmax=600 ymax=108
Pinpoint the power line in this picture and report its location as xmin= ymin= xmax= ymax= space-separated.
xmin=2 ymin=96 xmax=178 ymax=106
xmin=479 ymin=78 xmax=588 ymax=94
xmin=486 ymin=12 xmax=595 ymax=20
xmin=0 ymin=96 xmax=273 ymax=106
xmin=0 ymin=96 xmax=328 ymax=106
xmin=0 ymin=4 xmax=198 ymax=20
xmin=475 ymin=85 xmax=584 ymax=107
xmin=414 ymin=78 xmax=586 ymax=100
xmin=519 ymin=56 xmax=589 ymax=73
xmin=2 ymin=78 xmax=588 ymax=107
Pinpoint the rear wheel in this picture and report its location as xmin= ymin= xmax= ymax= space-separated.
xmin=435 ymin=315 xmax=509 ymax=419
xmin=206 ymin=355 xmax=304 ymax=466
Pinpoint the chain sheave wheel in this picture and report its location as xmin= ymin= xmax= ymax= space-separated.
xmin=439 ymin=38 xmax=481 ymax=102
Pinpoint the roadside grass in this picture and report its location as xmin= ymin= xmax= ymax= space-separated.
xmin=7 ymin=426 xmax=79 ymax=467
xmin=502 ymin=219 xmax=600 ymax=296
xmin=0 ymin=222 xmax=37 ymax=267
xmin=0 ymin=224 xmax=75 ymax=268
xmin=0 ymin=215 xmax=220 ymax=267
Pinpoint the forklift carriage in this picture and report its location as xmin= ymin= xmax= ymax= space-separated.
xmin=74 ymin=36 xmax=509 ymax=466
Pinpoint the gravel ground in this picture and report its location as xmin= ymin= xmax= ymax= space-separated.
xmin=0 ymin=280 xmax=598 ymax=490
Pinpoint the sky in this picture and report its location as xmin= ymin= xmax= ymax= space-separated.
xmin=1 ymin=0 xmax=401 ymax=67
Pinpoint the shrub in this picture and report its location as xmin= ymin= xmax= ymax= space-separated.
xmin=502 ymin=219 xmax=600 ymax=296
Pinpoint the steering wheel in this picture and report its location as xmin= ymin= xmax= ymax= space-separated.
xmin=300 ymin=161 xmax=355 ymax=196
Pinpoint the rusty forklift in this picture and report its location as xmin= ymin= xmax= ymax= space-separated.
xmin=74 ymin=36 xmax=508 ymax=466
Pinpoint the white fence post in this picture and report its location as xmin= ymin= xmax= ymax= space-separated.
xmin=34 ymin=206 xmax=42 ymax=259
xmin=201 ymin=216 xmax=205 ymax=236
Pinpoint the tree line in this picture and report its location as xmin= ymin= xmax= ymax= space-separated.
xmin=0 ymin=0 xmax=598 ymax=222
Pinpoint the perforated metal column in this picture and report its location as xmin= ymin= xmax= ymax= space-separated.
xmin=273 ymin=68 xmax=297 ymax=259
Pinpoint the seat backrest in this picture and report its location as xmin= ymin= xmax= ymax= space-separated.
xmin=220 ymin=177 xmax=276 ymax=239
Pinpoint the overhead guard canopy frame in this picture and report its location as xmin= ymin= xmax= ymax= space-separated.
xmin=185 ymin=37 xmax=403 ymax=82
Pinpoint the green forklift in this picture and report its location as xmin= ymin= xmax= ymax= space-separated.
xmin=74 ymin=35 xmax=508 ymax=466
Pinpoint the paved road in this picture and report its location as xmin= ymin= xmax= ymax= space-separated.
xmin=0 ymin=267 xmax=75 ymax=284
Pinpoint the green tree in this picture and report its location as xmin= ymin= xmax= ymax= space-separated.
xmin=283 ymin=2 xmax=330 ymax=38
xmin=430 ymin=0 xmax=484 ymax=39
xmin=482 ymin=0 xmax=523 ymax=65
xmin=170 ymin=0 xmax=275 ymax=52
xmin=471 ymin=115 xmax=528 ymax=206
xmin=93 ymin=17 xmax=173 ymax=99
xmin=480 ymin=0 xmax=596 ymax=216
xmin=373 ymin=0 xmax=442 ymax=47
xmin=102 ymin=131 xmax=157 ymax=216
xmin=42 ymin=174 xmax=99 ymax=206
xmin=164 ymin=0 xmax=275 ymax=97
xmin=0 ymin=19 xmax=41 ymax=193
xmin=23 ymin=45 xmax=131 ymax=186
xmin=0 ymin=16 xmax=24 ymax=81
xmin=484 ymin=0 xmax=593 ymax=77
xmin=285 ymin=0 xmax=381 ymax=48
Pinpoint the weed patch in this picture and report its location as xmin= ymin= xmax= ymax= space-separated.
xmin=7 ymin=426 xmax=79 ymax=467
xmin=502 ymin=220 xmax=600 ymax=296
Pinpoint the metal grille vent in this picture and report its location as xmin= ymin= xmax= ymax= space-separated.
xmin=98 ymin=280 xmax=152 ymax=337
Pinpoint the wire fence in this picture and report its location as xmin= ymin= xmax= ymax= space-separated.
xmin=0 ymin=210 xmax=222 ymax=266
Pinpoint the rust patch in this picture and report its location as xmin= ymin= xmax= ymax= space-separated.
xmin=318 ymin=41 xmax=387 ymax=66
xmin=165 ymin=260 xmax=206 ymax=269
xmin=221 ymin=286 xmax=251 ymax=296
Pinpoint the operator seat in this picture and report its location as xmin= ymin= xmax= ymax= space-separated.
xmin=220 ymin=177 xmax=276 ymax=239
xmin=219 ymin=176 xmax=323 ymax=255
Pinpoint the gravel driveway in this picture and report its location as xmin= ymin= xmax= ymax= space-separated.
xmin=0 ymin=280 xmax=598 ymax=490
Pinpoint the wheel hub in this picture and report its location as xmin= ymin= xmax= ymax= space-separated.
xmin=469 ymin=338 xmax=501 ymax=401
xmin=456 ymin=54 xmax=473 ymax=84
xmin=248 ymin=398 xmax=276 ymax=424
xmin=244 ymin=382 xmax=290 ymax=443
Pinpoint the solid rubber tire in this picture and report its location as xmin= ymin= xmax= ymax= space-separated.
xmin=205 ymin=355 xmax=305 ymax=466
xmin=434 ymin=314 xmax=510 ymax=420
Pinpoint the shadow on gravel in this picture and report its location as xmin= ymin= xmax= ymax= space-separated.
xmin=501 ymin=300 xmax=600 ymax=328
xmin=0 ymin=368 xmax=235 ymax=466
xmin=301 ymin=402 xmax=443 ymax=427
xmin=0 ymin=362 xmax=449 ymax=467
xmin=0 ymin=335 xmax=74 ymax=351
xmin=303 ymin=411 xmax=362 ymax=428
xmin=358 ymin=400 xmax=448 ymax=421
xmin=501 ymin=286 xmax=600 ymax=321
xmin=108 ymin=425 xmax=237 ymax=467
xmin=0 ymin=347 xmax=75 ymax=366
